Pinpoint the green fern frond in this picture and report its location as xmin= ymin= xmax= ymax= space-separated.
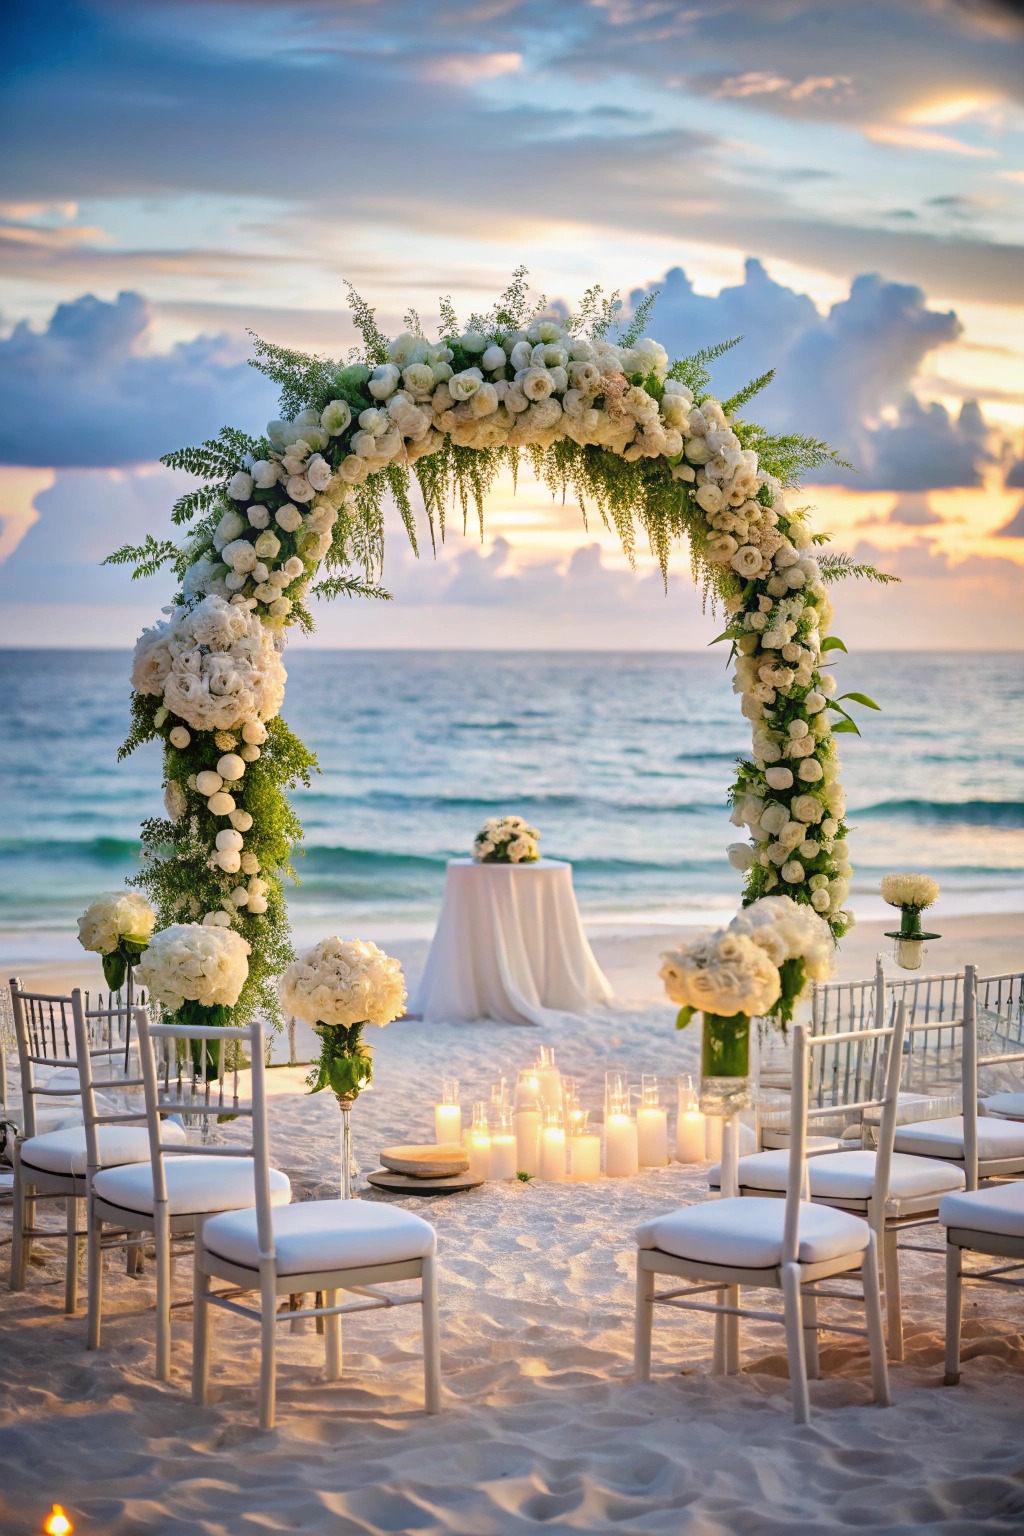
xmin=722 ymin=370 xmax=775 ymax=416
xmin=311 ymin=575 xmax=393 ymax=602
xmin=620 ymin=289 xmax=660 ymax=348
xmin=819 ymin=552 xmax=901 ymax=585
xmin=102 ymin=536 xmax=179 ymax=580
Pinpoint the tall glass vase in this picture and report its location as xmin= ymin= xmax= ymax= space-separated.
xmin=699 ymin=1011 xmax=752 ymax=1116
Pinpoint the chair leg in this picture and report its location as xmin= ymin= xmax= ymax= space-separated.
xmin=192 ymin=1216 xmax=211 ymax=1406
xmin=422 ymin=1254 xmax=441 ymax=1415
xmin=64 ymin=1197 xmax=80 ymax=1314
xmin=882 ymin=1225 xmax=904 ymax=1362
xmin=10 ymin=1157 xmax=29 ymax=1290
xmin=725 ymin=1284 xmax=741 ymax=1376
xmin=323 ymin=1289 xmax=341 ymax=1382
xmin=862 ymin=1232 xmax=891 ymax=1407
xmin=154 ymin=1206 xmax=172 ymax=1382
xmin=944 ymin=1241 xmax=963 ymax=1387
xmin=289 ymin=1292 xmax=305 ymax=1334
xmin=712 ymin=1289 xmax=727 ymax=1375
xmin=259 ymin=1268 xmax=277 ymax=1430
xmin=781 ymin=1263 xmax=810 ymax=1426
xmin=87 ymin=1202 xmax=104 ymax=1350
xmin=801 ymin=1286 xmax=819 ymax=1381
xmin=127 ymin=1231 xmax=143 ymax=1276
xmin=634 ymin=1258 xmax=654 ymax=1382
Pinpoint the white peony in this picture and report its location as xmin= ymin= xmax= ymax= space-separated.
xmin=136 ymin=923 xmax=250 ymax=1011
xmin=321 ymin=400 xmax=352 ymax=435
xmin=659 ymin=930 xmax=781 ymax=1018
xmin=78 ymin=890 xmax=156 ymax=956
xmin=279 ymin=936 xmax=406 ymax=1028
xmin=227 ymin=472 xmax=254 ymax=501
xmin=130 ymin=620 xmax=175 ymax=697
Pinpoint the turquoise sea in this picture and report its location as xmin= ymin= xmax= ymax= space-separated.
xmin=1 ymin=650 xmax=1021 ymax=962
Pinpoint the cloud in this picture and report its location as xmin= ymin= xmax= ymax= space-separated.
xmin=994 ymin=501 xmax=1024 ymax=536
xmin=888 ymin=493 xmax=944 ymax=526
xmin=0 ymin=290 xmax=277 ymax=467
xmin=629 ymin=261 xmax=990 ymax=488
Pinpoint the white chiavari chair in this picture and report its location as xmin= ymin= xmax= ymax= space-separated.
xmin=165 ymin=1009 xmax=441 ymax=1429
xmin=973 ymin=971 xmax=1024 ymax=1124
xmin=634 ymin=1021 xmax=890 ymax=1426
xmin=940 ymin=1180 xmax=1024 ymax=1386
xmin=8 ymin=979 xmax=153 ymax=1311
xmin=78 ymin=1000 xmax=291 ymax=1378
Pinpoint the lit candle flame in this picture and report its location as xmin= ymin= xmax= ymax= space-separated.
xmin=45 ymin=1509 xmax=73 ymax=1536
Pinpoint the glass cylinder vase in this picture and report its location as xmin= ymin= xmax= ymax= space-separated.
xmin=699 ymin=1011 xmax=753 ymax=1116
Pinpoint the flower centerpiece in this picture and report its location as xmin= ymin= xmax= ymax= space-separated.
xmin=279 ymin=936 xmax=406 ymax=1196
xmin=473 ymin=815 xmax=540 ymax=864
xmin=728 ymin=894 xmax=835 ymax=1026
xmin=881 ymin=873 xmax=941 ymax=970
xmin=77 ymin=890 xmax=157 ymax=993
xmin=135 ymin=922 xmax=251 ymax=1026
xmin=659 ymin=931 xmax=781 ymax=1114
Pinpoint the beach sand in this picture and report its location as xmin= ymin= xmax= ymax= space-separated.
xmin=2 ymin=913 xmax=1022 ymax=1534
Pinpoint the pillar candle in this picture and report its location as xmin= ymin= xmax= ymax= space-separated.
xmin=467 ymin=1130 xmax=491 ymax=1180
xmin=704 ymin=1115 xmax=723 ymax=1161
xmin=569 ymin=1133 xmax=601 ymax=1181
xmin=540 ymin=1124 xmax=566 ymax=1181
xmin=489 ymin=1133 xmax=517 ymax=1181
xmin=514 ymin=1072 xmax=541 ymax=1111
xmin=675 ymin=1109 xmax=705 ymax=1163
xmin=434 ymin=1103 xmax=462 ymax=1144
xmin=604 ymin=1113 xmax=639 ymax=1177
xmin=515 ymin=1108 xmax=541 ymax=1176
xmin=637 ymin=1105 xmax=669 ymax=1167
xmin=534 ymin=1067 xmax=562 ymax=1109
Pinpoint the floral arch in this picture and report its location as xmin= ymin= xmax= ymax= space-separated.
xmin=110 ymin=270 xmax=886 ymax=1027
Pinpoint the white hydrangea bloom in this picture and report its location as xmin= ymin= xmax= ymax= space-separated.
xmin=136 ymin=923 xmax=250 ymax=1011
xmin=279 ymin=936 xmax=406 ymax=1027
xmin=659 ymin=931 xmax=781 ymax=1018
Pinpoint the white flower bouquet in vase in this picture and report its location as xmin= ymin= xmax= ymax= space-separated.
xmin=659 ymin=931 xmax=781 ymax=1115
xmin=135 ymin=921 xmax=251 ymax=1078
xmin=881 ymin=873 xmax=941 ymax=969
xmin=473 ymin=815 xmax=540 ymax=864
xmin=279 ymin=937 xmax=406 ymax=1196
xmin=77 ymin=890 xmax=157 ymax=995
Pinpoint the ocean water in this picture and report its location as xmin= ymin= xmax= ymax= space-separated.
xmin=1 ymin=650 xmax=1021 ymax=960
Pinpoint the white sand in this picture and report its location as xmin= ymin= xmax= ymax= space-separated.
xmin=2 ymin=916 xmax=1023 ymax=1534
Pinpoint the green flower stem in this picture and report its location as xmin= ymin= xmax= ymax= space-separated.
xmin=701 ymin=1012 xmax=751 ymax=1078
xmin=307 ymin=1021 xmax=374 ymax=1100
xmin=899 ymin=908 xmax=924 ymax=938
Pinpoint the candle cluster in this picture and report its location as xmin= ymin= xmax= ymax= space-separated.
xmin=431 ymin=1054 xmax=722 ymax=1182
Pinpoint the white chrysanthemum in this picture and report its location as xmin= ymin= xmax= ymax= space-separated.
xmin=78 ymin=890 xmax=156 ymax=956
xmin=880 ymin=873 xmax=940 ymax=910
xmin=279 ymin=936 xmax=406 ymax=1028
xmin=659 ymin=930 xmax=780 ymax=1018
xmin=136 ymin=923 xmax=250 ymax=1011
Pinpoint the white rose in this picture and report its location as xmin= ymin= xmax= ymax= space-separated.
xmin=208 ymin=791 xmax=236 ymax=815
xmin=247 ymin=505 xmax=270 ymax=529
xmin=519 ymin=367 xmax=555 ymax=401
xmin=811 ymin=889 xmax=831 ymax=911
xmin=164 ymin=781 xmax=187 ymax=821
xmin=216 ymin=753 xmax=245 ymax=781
xmin=214 ymin=848 xmax=241 ymax=873
xmin=449 ymin=368 xmax=484 ymax=401
xmin=286 ymin=474 xmax=315 ymax=503
xmin=282 ymin=556 xmax=304 ymax=578
xmin=216 ymin=828 xmax=244 ymax=852
xmin=402 ymin=363 xmax=436 ymax=395
xmin=215 ymin=511 xmax=246 ymax=548
xmin=268 ymin=596 xmax=292 ymax=618
xmin=305 ymin=454 xmax=332 ymax=491
xmin=731 ymin=546 xmax=763 ymax=577
xmin=222 ymin=539 xmax=257 ymax=574
xmin=765 ymin=766 xmax=794 ymax=790
xmin=798 ymin=759 xmax=824 ymax=782
xmin=509 ymin=341 xmax=533 ymax=370
xmin=229 ymin=808 xmax=254 ymax=831
xmin=727 ymin=843 xmax=756 ymax=871
xmin=782 ymin=860 xmax=805 ymax=884
xmin=338 ymin=455 xmax=369 ymax=485
xmin=460 ymin=331 xmax=487 ymax=354
xmin=482 ymin=344 xmax=507 ymax=372
xmin=252 ymin=460 xmax=281 ymax=489
xmin=169 ymin=726 xmax=190 ymax=749
xmin=227 ymin=471 xmax=254 ymax=501
xmin=321 ymin=400 xmax=352 ymax=435
xmin=804 ymin=691 xmax=826 ymax=714
xmin=196 ymin=770 xmax=224 ymax=796
xmin=368 ymin=363 xmax=401 ymax=399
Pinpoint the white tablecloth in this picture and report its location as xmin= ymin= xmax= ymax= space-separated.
xmin=410 ymin=858 xmax=613 ymax=1025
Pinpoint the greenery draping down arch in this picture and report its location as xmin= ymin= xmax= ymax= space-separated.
xmin=108 ymin=270 xmax=892 ymax=1028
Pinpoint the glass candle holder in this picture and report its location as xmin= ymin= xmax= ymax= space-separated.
xmin=489 ymin=1105 xmax=517 ymax=1180
xmin=434 ymin=1077 xmax=462 ymax=1144
xmin=514 ymin=1070 xmax=542 ymax=1176
xmin=539 ymin=1104 xmax=566 ymax=1181
xmin=467 ymin=1100 xmax=491 ymax=1179
xmin=490 ymin=1077 xmax=509 ymax=1108
xmin=675 ymin=1073 xmax=705 ymax=1163
xmin=604 ymin=1091 xmax=639 ymax=1177
xmin=569 ymin=1107 xmax=601 ymax=1181
xmin=533 ymin=1045 xmax=562 ymax=1111
xmin=637 ymin=1074 xmax=669 ymax=1167
xmin=514 ymin=1066 xmax=541 ymax=1111
xmin=605 ymin=1069 xmax=628 ymax=1117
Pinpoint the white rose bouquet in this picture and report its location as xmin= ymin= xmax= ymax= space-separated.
xmin=660 ymin=929 xmax=781 ymax=1102
xmin=474 ymin=815 xmax=540 ymax=864
xmin=135 ymin=922 xmax=251 ymax=1026
xmin=881 ymin=873 xmax=940 ymax=970
xmin=77 ymin=890 xmax=157 ymax=991
xmin=729 ymin=894 xmax=834 ymax=1025
xmin=279 ymin=936 xmax=406 ymax=1100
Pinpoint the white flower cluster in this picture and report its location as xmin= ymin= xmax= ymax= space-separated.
xmin=473 ymin=814 xmax=541 ymax=864
xmin=136 ymin=922 xmax=251 ymax=1011
xmin=77 ymin=890 xmax=156 ymax=956
xmin=880 ymin=873 xmax=939 ymax=910
xmin=728 ymin=894 xmax=834 ymax=982
xmin=131 ymin=595 xmax=286 ymax=733
xmin=279 ymin=936 xmax=407 ymax=1028
xmin=659 ymin=930 xmax=782 ymax=1019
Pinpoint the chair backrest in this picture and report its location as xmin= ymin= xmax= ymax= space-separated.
xmin=12 ymin=977 xmax=142 ymax=1140
xmin=868 ymin=1000 xmax=909 ymax=1230
xmin=133 ymin=1007 xmax=274 ymax=1259
xmin=72 ymin=989 xmax=149 ymax=1170
xmin=974 ymin=971 xmax=1024 ymax=1097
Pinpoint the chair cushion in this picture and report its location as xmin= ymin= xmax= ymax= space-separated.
xmin=939 ymin=1181 xmax=1024 ymax=1240
xmin=893 ymin=1115 xmax=1024 ymax=1161
xmin=720 ymin=1148 xmax=965 ymax=1200
xmin=635 ymin=1197 xmax=870 ymax=1268
xmin=982 ymin=1093 xmax=1024 ymax=1122
xmin=20 ymin=1121 xmax=187 ymax=1177
xmin=93 ymin=1156 xmax=290 ymax=1216
xmin=202 ymin=1198 xmax=436 ymax=1276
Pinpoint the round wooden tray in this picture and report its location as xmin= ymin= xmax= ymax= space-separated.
xmin=367 ymin=1168 xmax=483 ymax=1197
xmin=379 ymin=1142 xmax=469 ymax=1178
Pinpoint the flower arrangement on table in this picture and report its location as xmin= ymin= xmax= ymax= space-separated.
xmin=77 ymin=891 xmax=156 ymax=992
xmin=659 ymin=895 xmax=834 ymax=1112
xmin=279 ymin=936 xmax=406 ymax=1102
xmin=881 ymin=873 xmax=941 ymax=970
xmin=473 ymin=815 xmax=540 ymax=864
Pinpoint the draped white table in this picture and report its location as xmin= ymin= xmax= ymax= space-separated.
xmin=410 ymin=858 xmax=613 ymax=1025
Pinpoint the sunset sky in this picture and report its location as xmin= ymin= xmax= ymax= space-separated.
xmin=1 ymin=0 xmax=1023 ymax=649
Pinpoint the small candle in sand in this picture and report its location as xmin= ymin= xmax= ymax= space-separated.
xmin=637 ymin=1075 xmax=669 ymax=1167
xmin=539 ymin=1107 xmax=566 ymax=1181
xmin=467 ymin=1101 xmax=491 ymax=1180
xmin=434 ymin=1077 xmax=462 ymax=1144
xmin=604 ymin=1097 xmax=639 ymax=1177
xmin=675 ymin=1074 xmax=705 ymax=1162
xmin=489 ymin=1106 xmax=518 ymax=1180
xmin=568 ymin=1108 xmax=601 ymax=1181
